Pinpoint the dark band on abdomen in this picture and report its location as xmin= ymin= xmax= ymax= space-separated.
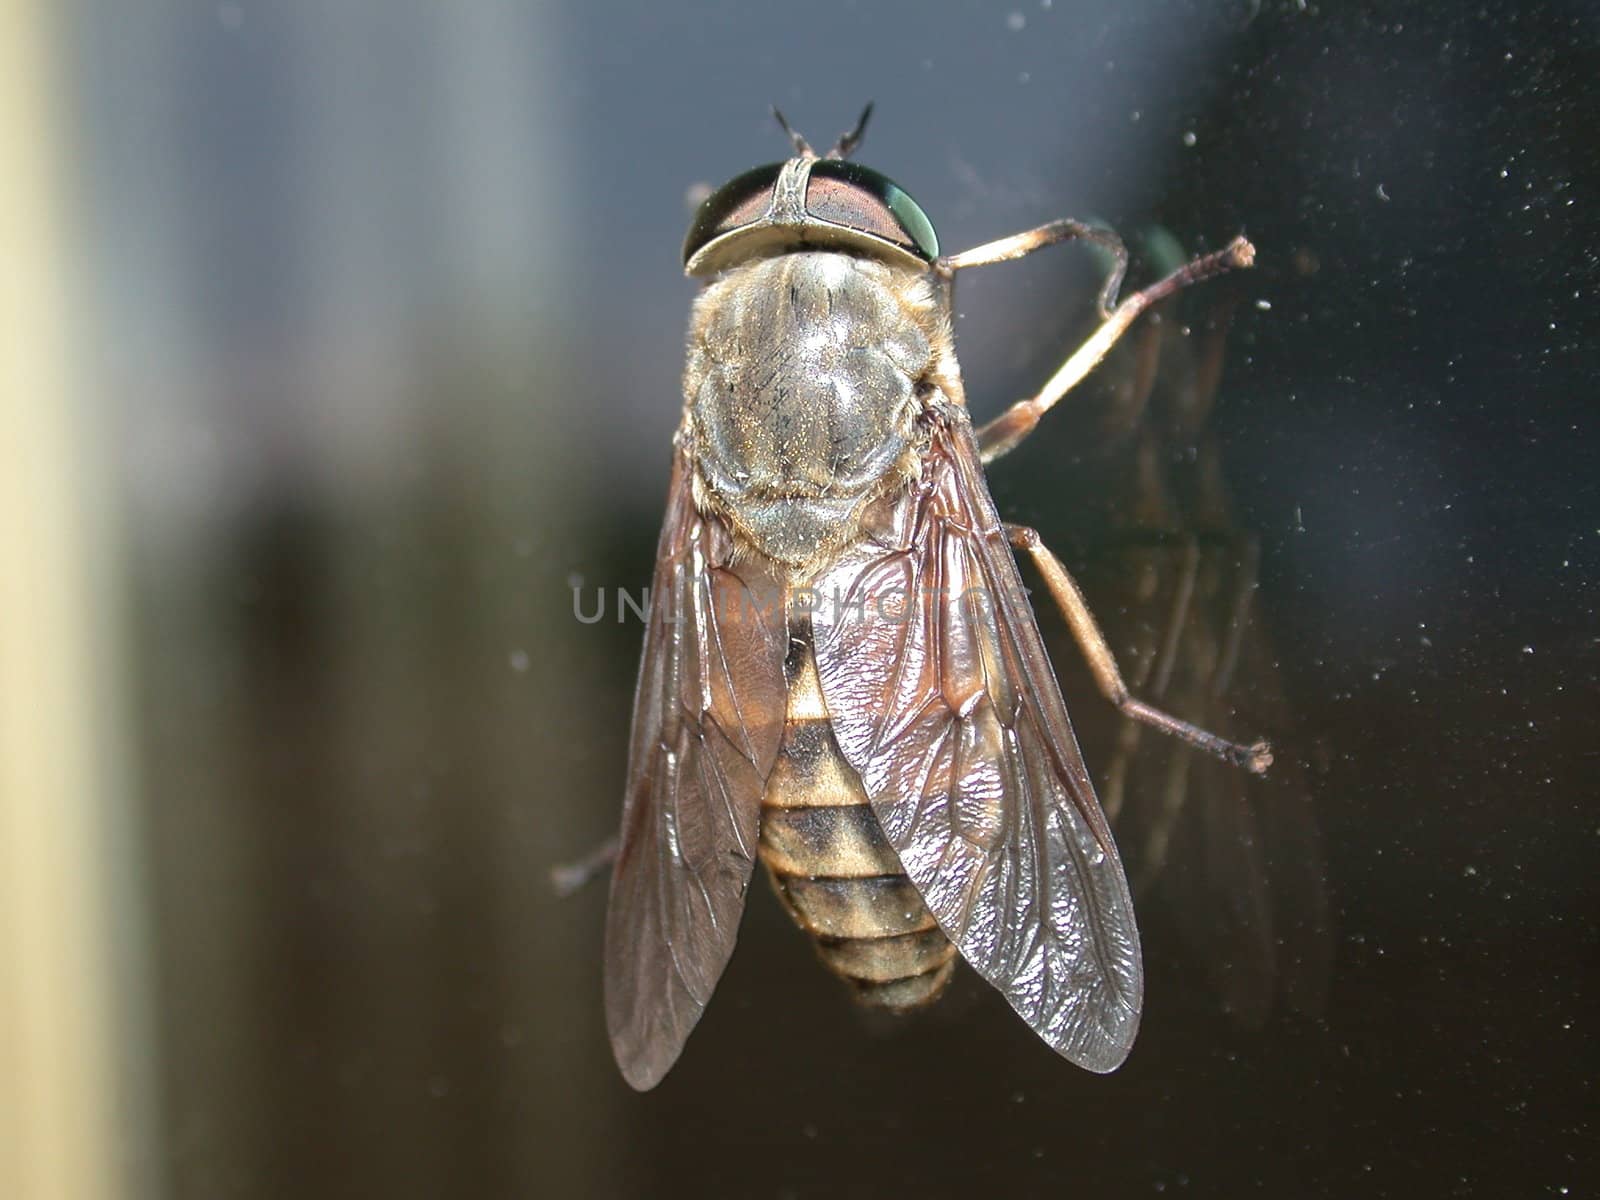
xmin=758 ymin=632 xmax=955 ymax=1008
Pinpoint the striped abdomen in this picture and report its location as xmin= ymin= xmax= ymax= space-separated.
xmin=757 ymin=633 xmax=956 ymax=1008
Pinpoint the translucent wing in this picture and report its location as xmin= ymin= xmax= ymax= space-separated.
xmin=604 ymin=450 xmax=787 ymax=1090
xmin=810 ymin=408 xmax=1143 ymax=1071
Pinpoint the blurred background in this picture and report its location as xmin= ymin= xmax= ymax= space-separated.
xmin=3 ymin=1 xmax=1595 ymax=1197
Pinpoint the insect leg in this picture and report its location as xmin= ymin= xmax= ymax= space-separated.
xmin=1098 ymin=534 xmax=1202 ymax=829
xmin=550 ymin=833 xmax=620 ymax=897
xmin=1210 ymin=533 xmax=1261 ymax=699
xmin=940 ymin=219 xmax=1130 ymax=313
xmin=1132 ymin=730 xmax=1196 ymax=892
xmin=1004 ymin=522 xmax=1273 ymax=775
xmin=975 ymin=237 xmax=1255 ymax=463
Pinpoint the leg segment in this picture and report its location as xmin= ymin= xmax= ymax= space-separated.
xmin=550 ymin=833 xmax=619 ymax=897
xmin=939 ymin=219 xmax=1130 ymax=317
xmin=972 ymin=236 xmax=1255 ymax=463
xmin=1005 ymin=522 xmax=1273 ymax=775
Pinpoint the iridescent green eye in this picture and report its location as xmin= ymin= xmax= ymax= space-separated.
xmin=683 ymin=157 xmax=940 ymax=276
xmin=682 ymin=163 xmax=784 ymax=268
xmin=806 ymin=161 xmax=939 ymax=261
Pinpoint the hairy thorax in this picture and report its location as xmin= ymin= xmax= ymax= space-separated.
xmin=683 ymin=252 xmax=956 ymax=570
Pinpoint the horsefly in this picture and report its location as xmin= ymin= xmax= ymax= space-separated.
xmin=600 ymin=105 xmax=1267 ymax=1090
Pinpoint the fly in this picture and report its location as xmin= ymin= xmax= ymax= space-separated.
xmin=602 ymin=105 xmax=1269 ymax=1090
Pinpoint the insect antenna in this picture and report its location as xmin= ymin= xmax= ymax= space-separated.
xmin=826 ymin=101 xmax=874 ymax=159
xmin=770 ymin=106 xmax=815 ymax=158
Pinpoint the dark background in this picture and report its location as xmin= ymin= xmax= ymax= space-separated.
xmin=67 ymin=1 xmax=1596 ymax=1196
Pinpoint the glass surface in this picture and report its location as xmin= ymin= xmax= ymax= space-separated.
xmin=36 ymin=0 xmax=1596 ymax=1196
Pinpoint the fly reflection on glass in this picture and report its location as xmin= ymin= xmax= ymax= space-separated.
xmin=602 ymin=106 xmax=1270 ymax=1090
xmin=1063 ymin=262 xmax=1333 ymax=1030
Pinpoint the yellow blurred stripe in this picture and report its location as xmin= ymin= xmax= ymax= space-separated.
xmin=0 ymin=3 xmax=123 ymax=1198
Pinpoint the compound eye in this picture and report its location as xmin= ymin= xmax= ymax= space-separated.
xmin=806 ymin=161 xmax=939 ymax=261
xmin=682 ymin=163 xmax=784 ymax=267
